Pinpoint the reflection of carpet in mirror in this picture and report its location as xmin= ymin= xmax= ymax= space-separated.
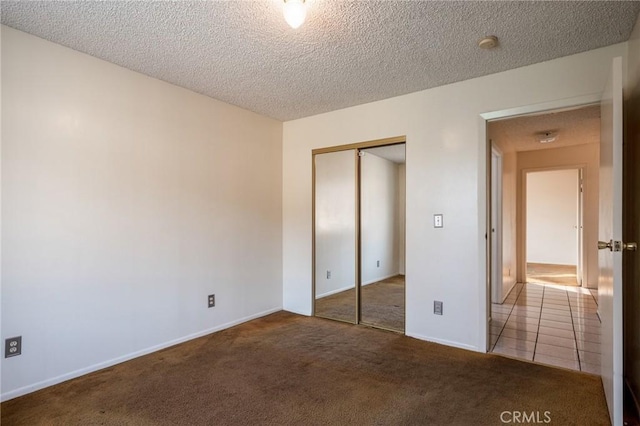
xmin=315 ymin=275 xmax=405 ymax=332
xmin=526 ymin=263 xmax=578 ymax=286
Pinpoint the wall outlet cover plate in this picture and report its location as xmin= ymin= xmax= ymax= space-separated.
xmin=5 ymin=336 xmax=22 ymax=358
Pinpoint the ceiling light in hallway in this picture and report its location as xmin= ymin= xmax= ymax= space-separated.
xmin=537 ymin=131 xmax=558 ymax=144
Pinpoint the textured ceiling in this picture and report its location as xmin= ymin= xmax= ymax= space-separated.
xmin=2 ymin=1 xmax=639 ymax=121
xmin=488 ymin=104 xmax=600 ymax=153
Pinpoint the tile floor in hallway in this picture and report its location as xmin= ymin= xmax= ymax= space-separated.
xmin=490 ymin=282 xmax=601 ymax=373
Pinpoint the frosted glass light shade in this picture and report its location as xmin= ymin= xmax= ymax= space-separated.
xmin=283 ymin=0 xmax=306 ymax=29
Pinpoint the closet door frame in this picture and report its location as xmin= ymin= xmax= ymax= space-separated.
xmin=311 ymin=135 xmax=406 ymax=326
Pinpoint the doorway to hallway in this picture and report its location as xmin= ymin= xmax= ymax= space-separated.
xmin=486 ymin=103 xmax=602 ymax=372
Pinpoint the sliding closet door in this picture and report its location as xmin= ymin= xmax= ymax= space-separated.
xmin=314 ymin=150 xmax=357 ymax=323
xmin=359 ymin=145 xmax=406 ymax=332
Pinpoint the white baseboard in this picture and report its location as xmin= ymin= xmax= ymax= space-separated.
xmin=1 ymin=306 xmax=282 ymax=402
xmin=361 ymin=273 xmax=400 ymax=286
xmin=406 ymin=332 xmax=479 ymax=352
xmin=316 ymin=285 xmax=354 ymax=299
xmin=500 ymin=280 xmax=517 ymax=304
xmin=316 ymin=273 xmax=401 ymax=298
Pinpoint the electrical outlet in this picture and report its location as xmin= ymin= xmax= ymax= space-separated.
xmin=434 ymin=214 xmax=444 ymax=228
xmin=327 ymin=270 xmax=331 ymax=279
xmin=376 ymin=260 xmax=380 ymax=267
xmin=208 ymin=294 xmax=215 ymax=308
xmin=434 ymin=301 xmax=443 ymax=315
xmin=5 ymin=336 xmax=21 ymax=358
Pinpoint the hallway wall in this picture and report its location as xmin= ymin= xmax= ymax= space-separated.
xmin=526 ymin=169 xmax=579 ymax=266
xmin=517 ymin=144 xmax=599 ymax=287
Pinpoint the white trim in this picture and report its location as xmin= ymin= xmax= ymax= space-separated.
xmin=479 ymin=92 xmax=605 ymax=355
xmin=406 ymin=332 xmax=479 ymax=352
xmin=480 ymin=93 xmax=602 ymax=121
xmin=0 ymin=306 xmax=282 ymax=402
xmin=361 ymin=273 xmax=400 ymax=286
xmin=501 ymin=281 xmax=517 ymax=304
xmin=315 ymin=285 xmax=354 ymax=299
xmin=316 ymin=273 xmax=401 ymax=298
xmin=490 ymin=146 xmax=503 ymax=304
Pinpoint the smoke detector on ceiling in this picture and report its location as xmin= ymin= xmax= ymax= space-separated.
xmin=478 ymin=36 xmax=499 ymax=49
xmin=537 ymin=131 xmax=558 ymax=144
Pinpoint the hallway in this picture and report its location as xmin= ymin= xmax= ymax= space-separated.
xmin=490 ymin=282 xmax=601 ymax=373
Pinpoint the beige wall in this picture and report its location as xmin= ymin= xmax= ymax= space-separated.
xmin=628 ymin=13 xmax=640 ymax=95
xmin=490 ymin=137 xmax=518 ymax=302
xmin=517 ymin=144 xmax=600 ymax=287
xmin=501 ymin=150 xmax=518 ymax=296
xmin=526 ymin=169 xmax=579 ymax=265
xmin=314 ymin=150 xmax=356 ymax=297
xmin=361 ymin=153 xmax=401 ymax=284
xmin=398 ymin=164 xmax=406 ymax=275
xmin=283 ymin=42 xmax=625 ymax=351
xmin=1 ymin=26 xmax=283 ymax=400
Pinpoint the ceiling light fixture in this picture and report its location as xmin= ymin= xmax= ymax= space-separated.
xmin=537 ymin=131 xmax=558 ymax=144
xmin=478 ymin=36 xmax=499 ymax=49
xmin=283 ymin=0 xmax=306 ymax=29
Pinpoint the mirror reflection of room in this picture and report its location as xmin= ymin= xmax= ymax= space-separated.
xmin=359 ymin=145 xmax=406 ymax=332
xmin=314 ymin=149 xmax=357 ymax=323
xmin=313 ymin=143 xmax=406 ymax=332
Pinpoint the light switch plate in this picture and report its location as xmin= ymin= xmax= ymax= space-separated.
xmin=434 ymin=214 xmax=443 ymax=228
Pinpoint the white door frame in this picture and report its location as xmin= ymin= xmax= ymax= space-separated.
xmin=577 ymin=168 xmax=585 ymax=286
xmin=490 ymin=145 xmax=503 ymax=304
xmin=521 ymin=165 xmax=585 ymax=286
xmin=479 ymin=93 xmax=601 ymax=353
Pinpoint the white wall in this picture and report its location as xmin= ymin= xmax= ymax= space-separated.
xmin=629 ymin=13 xmax=640 ymax=95
xmin=517 ymin=144 xmax=599 ymax=286
xmin=501 ymin=151 xmax=518 ymax=297
xmin=314 ymin=150 xmax=356 ymax=297
xmin=487 ymin=137 xmax=518 ymax=303
xmin=398 ymin=164 xmax=406 ymax=275
xmin=282 ymin=42 xmax=627 ymax=352
xmin=1 ymin=27 xmax=283 ymax=400
xmin=361 ymin=153 xmax=400 ymax=284
xmin=526 ymin=169 xmax=579 ymax=265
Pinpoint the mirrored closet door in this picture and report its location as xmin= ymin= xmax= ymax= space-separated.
xmin=313 ymin=141 xmax=406 ymax=333
xmin=359 ymin=145 xmax=406 ymax=332
xmin=313 ymin=149 xmax=357 ymax=323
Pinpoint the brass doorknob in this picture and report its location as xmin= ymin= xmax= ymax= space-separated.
xmin=623 ymin=242 xmax=638 ymax=251
xmin=598 ymin=240 xmax=613 ymax=251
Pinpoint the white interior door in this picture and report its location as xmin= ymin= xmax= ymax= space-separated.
xmin=598 ymin=56 xmax=624 ymax=426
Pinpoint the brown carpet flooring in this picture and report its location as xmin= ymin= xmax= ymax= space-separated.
xmin=1 ymin=312 xmax=610 ymax=425
xmin=527 ymin=263 xmax=579 ymax=286
xmin=315 ymin=275 xmax=405 ymax=331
